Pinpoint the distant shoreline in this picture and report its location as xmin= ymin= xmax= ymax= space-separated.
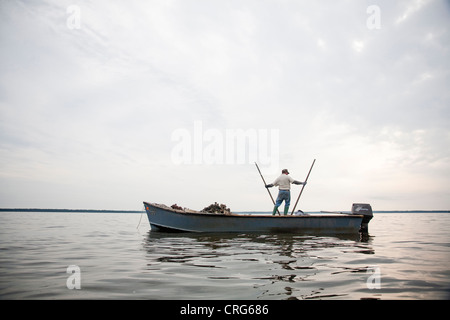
xmin=0 ymin=208 xmax=448 ymax=214
xmin=0 ymin=208 xmax=143 ymax=213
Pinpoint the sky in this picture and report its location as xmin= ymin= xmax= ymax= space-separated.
xmin=0 ymin=0 xmax=449 ymax=211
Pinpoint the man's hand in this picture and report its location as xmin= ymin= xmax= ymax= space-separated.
xmin=293 ymin=181 xmax=306 ymax=185
xmin=265 ymin=184 xmax=274 ymax=188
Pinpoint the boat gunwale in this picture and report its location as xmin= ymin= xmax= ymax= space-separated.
xmin=143 ymin=202 xmax=364 ymax=219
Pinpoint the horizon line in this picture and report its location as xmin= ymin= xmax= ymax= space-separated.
xmin=0 ymin=208 xmax=449 ymax=213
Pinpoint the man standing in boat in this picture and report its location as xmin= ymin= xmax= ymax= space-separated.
xmin=265 ymin=169 xmax=306 ymax=215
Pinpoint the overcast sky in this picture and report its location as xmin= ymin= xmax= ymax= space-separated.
xmin=1 ymin=0 xmax=449 ymax=211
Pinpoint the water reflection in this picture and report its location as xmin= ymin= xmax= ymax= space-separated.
xmin=142 ymin=231 xmax=375 ymax=299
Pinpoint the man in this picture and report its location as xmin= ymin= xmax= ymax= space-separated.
xmin=266 ymin=169 xmax=306 ymax=215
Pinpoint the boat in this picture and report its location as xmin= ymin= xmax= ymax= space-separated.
xmin=143 ymin=202 xmax=373 ymax=234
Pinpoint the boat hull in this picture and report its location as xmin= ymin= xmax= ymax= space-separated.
xmin=143 ymin=202 xmax=366 ymax=234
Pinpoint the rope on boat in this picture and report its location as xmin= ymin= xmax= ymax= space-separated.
xmin=136 ymin=205 xmax=145 ymax=229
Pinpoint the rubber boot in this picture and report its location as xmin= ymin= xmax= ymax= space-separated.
xmin=272 ymin=206 xmax=279 ymax=215
xmin=283 ymin=205 xmax=290 ymax=215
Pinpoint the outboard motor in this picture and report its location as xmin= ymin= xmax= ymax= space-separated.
xmin=351 ymin=203 xmax=373 ymax=233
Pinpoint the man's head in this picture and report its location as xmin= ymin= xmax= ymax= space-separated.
xmin=282 ymin=169 xmax=289 ymax=175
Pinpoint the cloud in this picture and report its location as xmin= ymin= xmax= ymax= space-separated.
xmin=0 ymin=0 xmax=449 ymax=210
xmin=395 ymin=0 xmax=433 ymax=25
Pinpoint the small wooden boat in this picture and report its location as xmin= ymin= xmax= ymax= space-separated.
xmin=143 ymin=202 xmax=373 ymax=234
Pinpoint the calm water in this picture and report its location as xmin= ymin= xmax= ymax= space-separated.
xmin=0 ymin=210 xmax=449 ymax=300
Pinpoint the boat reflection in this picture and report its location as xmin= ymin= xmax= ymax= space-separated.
xmin=141 ymin=230 xmax=375 ymax=299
